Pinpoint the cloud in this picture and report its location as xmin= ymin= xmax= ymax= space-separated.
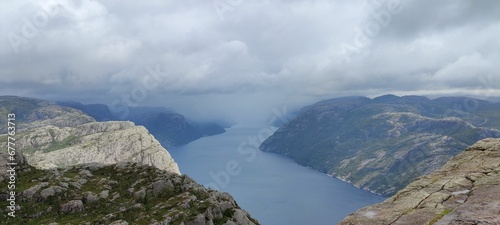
xmin=0 ymin=0 xmax=499 ymax=123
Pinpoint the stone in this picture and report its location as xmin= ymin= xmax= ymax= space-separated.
xmin=99 ymin=190 xmax=109 ymax=199
xmin=109 ymin=220 xmax=129 ymax=225
xmin=60 ymin=200 xmax=84 ymax=213
xmin=40 ymin=187 xmax=56 ymax=199
xmin=152 ymin=180 xmax=174 ymax=195
xmin=86 ymin=192 xmax=99 ymax=203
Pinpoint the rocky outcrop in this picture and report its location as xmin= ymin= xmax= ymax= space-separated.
xmin=340 ymin=138 xmax=500 ymax=225
xmin=260 ymin=95 xmax=500 ymax=196
xmin=2 ymin=121 xmax=180 ymax=174
xmin=0 ymin=152 xmax=259 ymax=224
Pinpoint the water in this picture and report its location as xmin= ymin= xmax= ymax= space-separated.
xmin=169 ymin=127 xmax=385 ymax=225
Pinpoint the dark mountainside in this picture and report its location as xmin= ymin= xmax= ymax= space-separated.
xmin=56 ymin=101 xmax=227 ymax=149
xmin=0 ymin=96 xmax=258 ymax=225
xmin=340 ymin=138 xmax=500 ymax=225
xmin=260 ymin=95 xmax=500 ymax=196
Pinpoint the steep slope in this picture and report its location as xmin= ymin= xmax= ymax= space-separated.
xmin=57 ymin=101 xmax=114 ymax=121
xmin=0 ymin=152 xmax=259 ymax=225
xmin=0 ymin=121 xmax=180 ymax=174
xmin=340 ymin=138 xmax=500 ymax=225
xmin=58 ymin=101 xmax=226 ymax=148
xmin=260 ymin=95 xmax=500 ymax=196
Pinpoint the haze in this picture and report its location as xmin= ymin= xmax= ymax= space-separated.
xmin=1 ymin=0 xmax=499 ymax=124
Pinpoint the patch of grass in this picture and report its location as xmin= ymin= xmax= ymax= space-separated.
xmin=429 ymin=209 xmax=452 ymax=225
xmin=45 ymin=135 xmax=78 ymax=152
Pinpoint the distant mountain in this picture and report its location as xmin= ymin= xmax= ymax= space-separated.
xmin=259 ymin=95 xmax=500 ymax=196
xmin=58 ymin=101 xmax=114 ymax=121
xmin=124 ymin=107 xmax=226 ymax=148
xmin=340 ymin=138 xmax=500 ymax=224
xmin=0 ymin=96 xmax=95 ymax=133
xmin=57 ymin=102 xmax=227 ymax=149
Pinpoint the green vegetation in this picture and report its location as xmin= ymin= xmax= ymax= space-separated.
xmin=260 ymin=96 xmax=500 ymax=196
xmin=0 ymin=163 xmax=258 ymax=224
xmin=45 ymin=135 xmax=78 ymax=152
xmin=429 ymin=209 xmax=452 ymax=225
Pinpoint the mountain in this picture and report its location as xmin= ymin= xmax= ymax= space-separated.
xmin=58 ymin=101 xmax=114 ymax=121
xmin=0 ymin=96 xmax=95 ymax=132
xmin=0 ymin=152 xmax=259 ymax=225
xmin=0 ymin=96 xmax=258 ymax=224
xmin=57 ymin=101 xmax=227 ymax=149
xmin=259 ymin=95 xmax=500 ymax=196
xmin=340 ymin=138 xmax=500 ymax=225
xmin=124 ymin=107 xmax=226 ymax=148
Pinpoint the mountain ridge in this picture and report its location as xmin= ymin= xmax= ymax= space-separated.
xmin=260 ymin=95 xmax=500 ymax=196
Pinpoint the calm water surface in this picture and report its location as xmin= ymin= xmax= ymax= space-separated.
xmin=169 ymin=127 xmax=385 ymax=225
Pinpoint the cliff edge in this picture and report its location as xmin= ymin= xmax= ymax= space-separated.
xmin=340 ymin=138 xmax=500 ymax=225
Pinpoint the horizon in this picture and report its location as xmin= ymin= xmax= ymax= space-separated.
xmin=1 ymin=0 xmax=499 ymax=125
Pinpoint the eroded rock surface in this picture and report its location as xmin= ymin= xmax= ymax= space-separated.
xmin=340 ymin=138 xmax=500 ymax=225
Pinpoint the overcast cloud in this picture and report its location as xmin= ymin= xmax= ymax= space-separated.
xmin=0 ymin=0 xmax=499 ymax=124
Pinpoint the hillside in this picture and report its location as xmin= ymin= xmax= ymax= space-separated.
xmin=0 ymin=152 xmax=259 ymax=225
xmin=0 ymin=96 xmax=95 ymax=133
xmin=260 ymin=95 xmax=500 ymax=196
xmin=58 ymin=101 xmax=227 ymax=149
xmin=340 ymin=138 xmax=500 ymax=225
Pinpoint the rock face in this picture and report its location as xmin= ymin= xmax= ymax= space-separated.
xmin=0 ymin=96 xmax=180 ymax=174
xmin=260 ymin=95 xmax=500 ymax=196
xmin=2 ymin=121 xmax=180 ymax=174
xmin=340 ymin=138 xmax=500 ymax=225
xmin=0 ymin=152 xmax=259 ymax=225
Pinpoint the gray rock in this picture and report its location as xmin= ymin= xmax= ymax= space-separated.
xmin=109 ymin=220 xmax=128 ymax=225
xmin=22 ymin=182 xmax=49 ymax=199
xmin=340 ymin=138 xmax=500 ymax=225
xmin=60 ymin=200 xmax=84 ymax=213
xmin=134 ymin=189 xmax=146 ymax=200
xmin=99 ymin=190 xmax=109 ymax=199
xmin=40 ymin=187 xmax=56 ymax=199
xmin=152 ymin=180 xmax=174 ymax=195
xmin=86 ymin=192 xmax=99 ymax=203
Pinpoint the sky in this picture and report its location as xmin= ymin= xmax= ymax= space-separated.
xmin=0 ymin=0 xmax=499 ymax=124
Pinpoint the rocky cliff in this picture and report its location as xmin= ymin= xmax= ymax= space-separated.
xmin=340 ymin=138 xmax=500 ymax=225
xmin=260 ymin=95 xmax=500 ymax=196
xmin=1 ymin=121 xmax=180 ymax=174
xmin=0 ymin=152 xmax=259 ymax=225
xmin=1 ymin=96 xmax=180 ymax=174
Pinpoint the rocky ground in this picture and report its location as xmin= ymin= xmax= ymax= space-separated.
xmin=340 ymin=138 xmax=500 ymax=225
xmin=0 ymin=152 xmax=259 ymax=225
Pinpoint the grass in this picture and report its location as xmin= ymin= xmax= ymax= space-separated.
xmin=429 ymin=209 xmax=452 ymax=225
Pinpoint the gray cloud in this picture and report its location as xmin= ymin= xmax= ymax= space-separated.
xmin=1 ymin=0 xmax=499 ymax=124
